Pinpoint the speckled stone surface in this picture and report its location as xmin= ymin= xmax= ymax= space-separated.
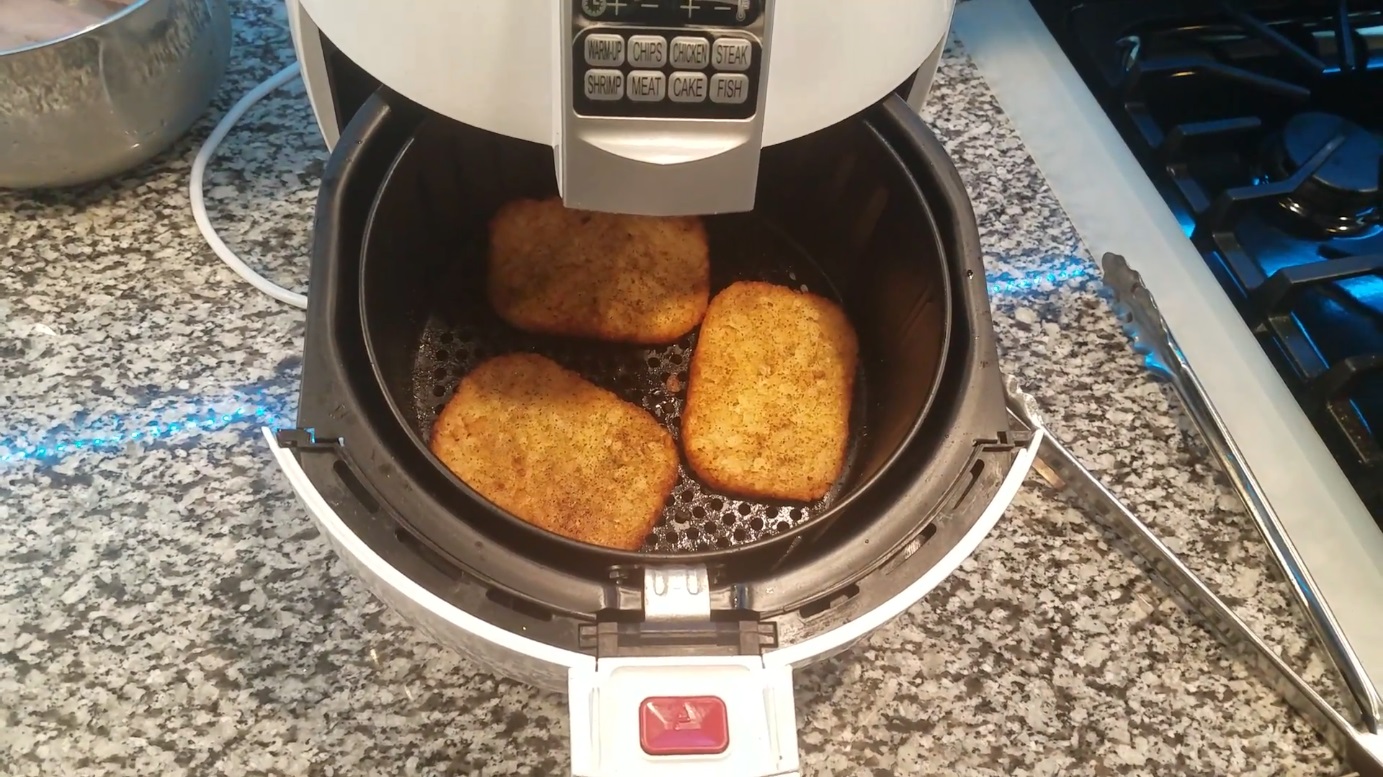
xmin=0 ymin=1 xmax=1355 ymax=775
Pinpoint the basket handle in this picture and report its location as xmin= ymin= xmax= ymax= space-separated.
xmin=568 ymin=655 xmax=800 ymax=777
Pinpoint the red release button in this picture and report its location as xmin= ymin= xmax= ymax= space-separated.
xmin=639 ymin=696 xmax=730 ymax=756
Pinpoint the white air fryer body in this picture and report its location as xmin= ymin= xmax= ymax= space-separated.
xmin=274 ymin=4 xmax=1018 ymax=775
xmin=285 ymin=0 xmax=955 ymax=215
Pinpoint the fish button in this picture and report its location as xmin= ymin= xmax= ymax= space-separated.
xmin=639 ymin=696 xmax=729 ymax=756
xmin=712 ymin=38 xmax=752 ymax=72
xmin=583 ymin=33 xmax=625 ymax=67
xmin=670 ymin=36 xmax=711 ymax=70
xmin=584 ymin=69 xmax=625 ymax=101
xmin=627 ymin=35 xmax=667 ymax=68
xmin=710 ymin=73 xmax=749 ymax=105
xmin=626 ymin=71 xmax=667 ymax=103
xmin=669 ymin=72 xmax=708 ymax=103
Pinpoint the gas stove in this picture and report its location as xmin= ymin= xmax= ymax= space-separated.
xmin=954 ymin=0 xmax=1383 ymax=734
xmin=1030 ymin=0 xmax=1383 ymax=525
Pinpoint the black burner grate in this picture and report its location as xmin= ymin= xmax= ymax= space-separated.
xmin=1030 ymin=0 xmax=1383 ymax=516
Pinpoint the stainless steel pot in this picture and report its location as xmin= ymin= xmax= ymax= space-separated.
xmin=0 ymin=0 xmax=231 ymax=189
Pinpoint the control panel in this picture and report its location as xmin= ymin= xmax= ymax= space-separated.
xmin=558 ymin=0 xmax=773 ymax=215
xmin=571 ymin=0 xmax=764 ymax=120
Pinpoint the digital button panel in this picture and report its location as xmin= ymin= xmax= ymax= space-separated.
xmin=572 ymin=26 xmax=761 ymax=119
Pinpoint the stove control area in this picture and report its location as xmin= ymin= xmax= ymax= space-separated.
xmin=571 ymin=1 xmax=764 ymax=120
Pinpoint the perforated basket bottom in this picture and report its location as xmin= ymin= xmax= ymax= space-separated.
xmin=403 ymin=215 xmax=866 ymax=553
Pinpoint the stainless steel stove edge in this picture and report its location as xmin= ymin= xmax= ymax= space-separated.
xmin=954 ymin=0 xmax=1383 ymax=722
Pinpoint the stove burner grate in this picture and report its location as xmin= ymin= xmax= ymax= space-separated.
xmin=1263 ymin=112 xmax=1383 ymax=237
xmin=1030 ymin=0 xmax=1383 ymax=517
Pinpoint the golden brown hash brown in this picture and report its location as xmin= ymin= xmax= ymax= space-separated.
xmin=486 ymin=197 xmax=711 ymax=345
xmin=682 ymin=281 xmax=859 ymax=502
xmin=429 ymin=353 xmax=679 ymax=550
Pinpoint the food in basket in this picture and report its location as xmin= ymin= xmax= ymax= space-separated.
xmin=429 ymin=353 xmax=678 ymax=550
xmin=486 ymin=197 xmax=710 ymax=345
xmin=682 ymin=281 xmax=859 ymax=502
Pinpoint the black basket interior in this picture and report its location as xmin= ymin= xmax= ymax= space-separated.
xmin=359 ymin=112 xmax=952 ymax=557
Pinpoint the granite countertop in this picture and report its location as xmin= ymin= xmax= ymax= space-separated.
xmin=0 ymin=1 xmax=1353 ymax=775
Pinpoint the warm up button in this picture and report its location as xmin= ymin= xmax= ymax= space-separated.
xmin=583 ymin=33 xmax=625 ymax=67
xmin=710 ymin=73 xmax=749 ymax=105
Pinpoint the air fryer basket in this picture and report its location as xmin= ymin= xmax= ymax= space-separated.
xmin=358 ymin=107 xmax=953 ymax=559
xmin=295 ymin=88 xmax=1014 ymax=625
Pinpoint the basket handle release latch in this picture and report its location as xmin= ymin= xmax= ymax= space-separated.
xmin=570 ymin=566 xmax=799 ymax=776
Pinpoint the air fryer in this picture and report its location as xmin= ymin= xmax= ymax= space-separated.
xmin=267 ymin=76 xmax=1038 ymax=776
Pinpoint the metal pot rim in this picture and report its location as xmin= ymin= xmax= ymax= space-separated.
xmin=0 ymin=0 xmax=155 ymax=57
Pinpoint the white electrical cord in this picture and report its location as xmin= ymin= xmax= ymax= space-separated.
xmin=189 ymin=62 xmax=309 ymax=310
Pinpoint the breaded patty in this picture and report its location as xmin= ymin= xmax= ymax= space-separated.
xmin=486 ymin=197 xmax=710 ymax=345
xmin=429 ymin=353 xmax=678 ymax=550
xmin=682 ymin=282 xmax=859 ymax=502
